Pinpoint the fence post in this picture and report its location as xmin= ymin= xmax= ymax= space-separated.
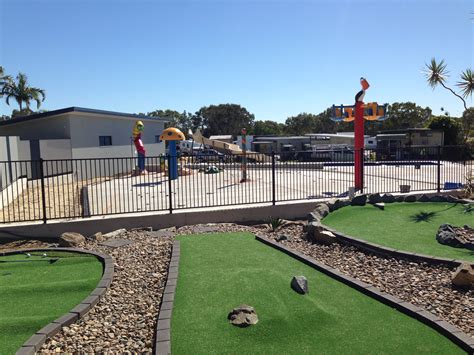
xmin=272 ymin=152 xmax=276 ymax=205
xmin=167 ymin=155 xmax=173 ymax=214
xmin=437 ymin=145 xmax=441 ymax=193
xmin=360 ymin=148 xmax=364 ymax=193
xmin=39 ymin=158 xmax=47 ymax=224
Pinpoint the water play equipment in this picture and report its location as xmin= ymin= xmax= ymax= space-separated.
xmin=160 ymin=127 xmax=185 ymax=180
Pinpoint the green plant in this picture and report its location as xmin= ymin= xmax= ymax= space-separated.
xmin=267 ymin=216 xmax=286 ymax=232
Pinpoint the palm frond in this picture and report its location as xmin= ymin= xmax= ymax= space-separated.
xmin=423 ymin=58 xmax=449 ymax=89
xmin=456 ymin=68 xmax=474 ymax=98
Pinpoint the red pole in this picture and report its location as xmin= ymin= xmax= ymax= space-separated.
xmin=354 ymin=78 xmax=369 ymax=191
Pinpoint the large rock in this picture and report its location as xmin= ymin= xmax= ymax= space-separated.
xmin=374 ymin=202 xmax=385 ymax=210
xmin=103 ymin=228 xmax=127 ymax=239
xmin=291 ymin=276 xmax=309 ymax=294
xmin=276 ymin=234 xmax=292 ymax=242
xmin=436 ymin=224 xmax=474 ymax=250
xmin=404 ymin=195 xmax=417 ymax=202
xmin=395 ymin=196 xmax=405 ymax=202
xmin=351 ymin=194 xmax=367 ymax=206
xmin=417 ymin=194 xmax=431 ymax=202
xmin=307 ymin=212 xmax=321 ymax=223
xmin=334 ymin=199 xmax=350 ymax=210
xmin=312 ymin=203 xmax=330 ymax=219
xmin=59 ymin=232 xmax=86 ymax=247
xmin=306 ymin=225 xmax=337 ymax=245
xmin=228 ymin=305 xmax=258 ymax=327
xmin=451 ymin=263 xmax=474 ymax=288
xmin=429 ymin=195 xmax=449 ymax=203
xmin=381 ymin=194 xmax=396 ymax=203
xmin=325 ymin=198 xmax=339 ymax=212
xmin=368 ymin=194 xmax=382 ymax=204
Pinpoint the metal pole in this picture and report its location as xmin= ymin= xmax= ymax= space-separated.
xmin=168 ymin=154 xmax=173 ymax=214
xmin=39 ymin=158 xmax=47 ymax=224
xmin=272 ymin=151 xmax=276 ymax=205
xmin=437 ymin=145 xmax=441 ymax=192
xmin=240 ymin=128 xmax=248 ymax=183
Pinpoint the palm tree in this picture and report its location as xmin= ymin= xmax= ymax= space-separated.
xmin=3 ymin=72 xmax=45 ymax=112
xmin=424 ymin=58 xmax=473 ymax=140
xmin=0 ymin=66 xmax=12 ymax=98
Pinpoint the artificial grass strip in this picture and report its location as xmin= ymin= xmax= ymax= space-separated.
xmin=0 ymin=252 xmax=102 ymax=354
xmin=322 ymin=202 xmax=474 ymax=262
xmin=172 ymin=232 xmax=464 ymax=354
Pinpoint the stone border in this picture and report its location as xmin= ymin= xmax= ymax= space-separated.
xmin=154 ymin=240 xmax=180 ymax=355
xmin=0 ymin=247 xmax=114 ymax=355
xmin=306 ymin=192 xmax=474 ymax=267
xmin=255 ymin=235 xmax=474 ymax=353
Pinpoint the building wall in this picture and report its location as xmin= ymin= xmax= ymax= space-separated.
xmin=0 ymin=115 xmax=71 ymax=140
xmin=0 ymin=136 xmax=22 ymax=191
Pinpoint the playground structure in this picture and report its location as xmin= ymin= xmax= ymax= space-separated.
xmin=191 ymin=129 xmax=271 ymax=163
xmin=160 ymin=127 xmax=185 ymax=180
xmin=132 ymin=120 xmax=146 ymax=174
xmin=331 ymin=78 xmax=389 ymax=190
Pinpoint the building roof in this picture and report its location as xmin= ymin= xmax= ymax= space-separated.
xmin=0 ymin=107 xmax=169 ymax=127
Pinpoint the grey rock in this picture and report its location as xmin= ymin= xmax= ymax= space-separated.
xmin=446 ymin=195 xmax=460 ymax=203
xmin=325 ymin=198 xmax=339 ymax=212
xmin=404 ymin=195 xmax=417 ymax=202
xmin=192 ymin=225 xmax=219 ymax=234
xmin=395 ymin=196 xmax=405 ymax=202
xmin=436 ymin=224 xmax=474 ymax=250
xmin=312 ymin=203 xmax=330 ymax=218
xmin=276 ymin=234 xmax=292 ymax=242
xmin=417 ymin=194 xmax=431 ymax=202
xmin=147 ymin=230 xmax=175 ymax=238
xmin=307 ymin=212 xmax=321 ymax=223
xmin=374 ymin=202 xmax=385 ymax=210
xmin=103 ymin=229 xmax=127 ymax=239
xmin=451 ymin=263 xmax=474 ymax=289
xmin=88 ymin=232 xmax=105 ymax=242
xmin=291 ymin=276 xmax=309 ymax=294
xmin=228 ymin=305 xmax=258 ymax=327
xmin=368 ymin=194 xmax=382 ymax=204
xmin=100 ymin=239 xmax=134 ymax=248
xmin=59 ymin=232 xmax=86 ymax=247
xmin=429 ymin=195 xmax=449 ymax=203
xmin=381 ymin=194 xmax=396 ymax=203
xmin=303 ymin=221 xmax=322 ymax=235
xmin=351 ymin=194 xmax=367 ymax=206
xmin=334 ymin=199 xmax=350 ymax=210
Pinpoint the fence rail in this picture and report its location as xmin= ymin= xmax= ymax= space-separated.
xmin=0 ymin=146 xmax=472 ymax=224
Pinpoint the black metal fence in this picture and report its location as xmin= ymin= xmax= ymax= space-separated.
xmin=0 ymin=146 xmax=471 ymax=224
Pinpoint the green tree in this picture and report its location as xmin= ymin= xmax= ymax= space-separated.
xmin=377 ymin=102 xmax=432 ymax=131
xmin=424 ymin=58 xmax=473 ymax=140
xmin=252 ymin=120 xmax=286 ymax=135
xmin=196 ymin=104 xmax=255 ymax=137
xmin=285 ymin=113 xmax=318 ymax=135
xmin=3 ymin=73 xmax=45 ymax=114
xmin=145 ymin=109 xmax=194 ymax=136
xmin=427 ymin=115 xmax=462 ymax=146
xmin=0 ymin=66 xmax=12 ymax=99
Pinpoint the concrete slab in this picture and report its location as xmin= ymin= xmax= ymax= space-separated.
xmin=99 ymin=239 xmax=134 ymax=248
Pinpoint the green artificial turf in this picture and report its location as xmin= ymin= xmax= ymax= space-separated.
xmin=322 ymin=202 xmax=474 ymax=262
xmin=172 ymin=232 xmax=464 ymax=354
xmin=0 ymin=251 xmax=102 ymax=354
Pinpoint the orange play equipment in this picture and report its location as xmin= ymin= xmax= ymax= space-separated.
xmin=332 ymin=102 xmax=388 ymax=122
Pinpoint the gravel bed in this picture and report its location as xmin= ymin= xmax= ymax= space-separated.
xmin=38 ymin=229 xmax=173 ymax=354
xmin=2 ymin=220 xmax=472 ymax=353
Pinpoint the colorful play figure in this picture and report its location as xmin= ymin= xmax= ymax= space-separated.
xmin=331 ymin=78 xmax=388 ymax=191
xmin=160 ymin=127 xmax=185 ymax=180
xmin=133 ymin=120 xmax=146 ymax=174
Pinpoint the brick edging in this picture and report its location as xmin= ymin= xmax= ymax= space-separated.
xmin=154 ymin=240 xmax=180 ymax=355
xmin=255 ymin=235 xmax=474 ymax=353
xmin=322 ymin=226 xmax=470 ymax=268
xmin=0 ymin=247 xmax=114 ymax=355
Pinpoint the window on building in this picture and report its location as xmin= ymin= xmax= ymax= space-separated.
xmin=99 ymin=136 xmax=112 ymax=146
xmin=155 ymin=135 xmax=162 ymax=143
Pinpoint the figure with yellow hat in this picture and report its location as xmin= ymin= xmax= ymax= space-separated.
xmin=133 ymin=120 xmax=147 ymax=174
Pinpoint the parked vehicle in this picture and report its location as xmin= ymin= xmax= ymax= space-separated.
xmin=194 ymin=149 xmax=227 ymax=163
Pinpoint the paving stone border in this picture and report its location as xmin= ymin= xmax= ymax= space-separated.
xmin=0 ymin=247 xmax=114 ymax=355
xmin=307 ymin=193 xmax=474 ymax=267
xmin=255 ymin=235 xmax=474 ymax=353
xmin=154 ymin=240 xmax=180 ymax=355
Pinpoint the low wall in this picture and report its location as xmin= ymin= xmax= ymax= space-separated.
xmin=0 ymin=201 xmax=319 ymax=240
xmin=0 ymin=177 xmax=27 ymax=209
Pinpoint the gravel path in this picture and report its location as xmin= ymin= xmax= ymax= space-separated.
xmin=39 ymin=229 xmax=173 ymax=354
xmin=2 ymin=220 xmax=472 ymax=353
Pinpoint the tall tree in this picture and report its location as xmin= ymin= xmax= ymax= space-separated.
xmin=252 ymin=120 xmax=286 ymax=135
xmin=146 ymin=109 xmax=194 ymax=136
xmin=427 ymin=115 xmax=462 ymax=146
xmin=424 ymin=58 xmax=473 ymax=140
xmin=196 ymin=104 xmax=255 ymax=137
xmin=3 ymin=73 xmax=45 ymax=113
xmin=376 ymin=102 xmax=432 ymax=132
xmin=0 ymin=66 xmax=12 ymax=99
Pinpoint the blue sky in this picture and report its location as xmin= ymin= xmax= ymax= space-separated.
xmin=0 ymin=0 xmax=472 ymax=122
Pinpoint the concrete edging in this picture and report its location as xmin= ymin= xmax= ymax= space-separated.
xmin=154 ymin=240 xmax=180 ymax=355
xmin=0 ymin=247 xmax=115 ymax=355
xmin=255 ymin=235 xmax=474 ymax=353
